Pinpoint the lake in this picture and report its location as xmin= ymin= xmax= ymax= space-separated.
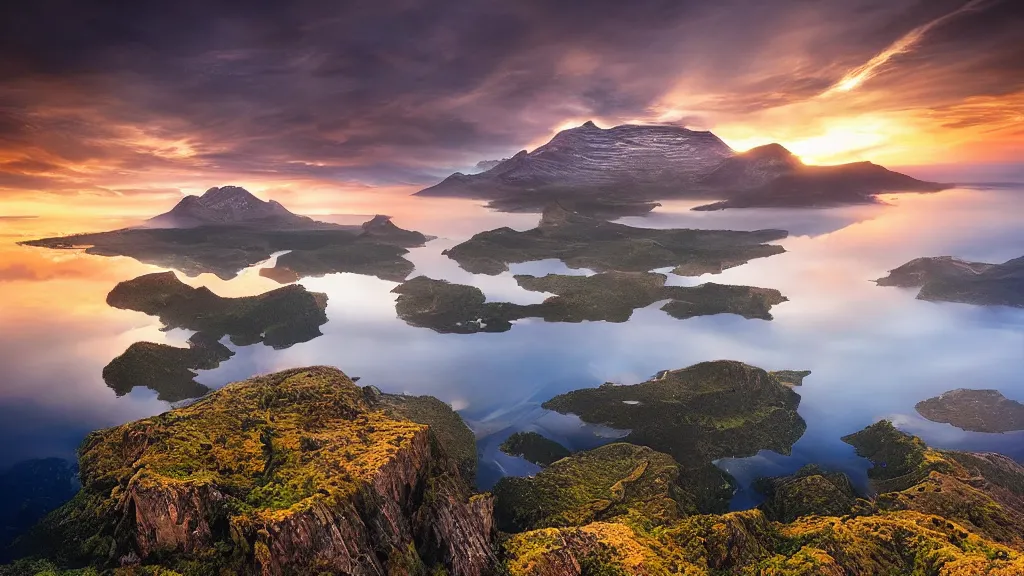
xmin=1 ymin=186 xmax=1022 ymax=513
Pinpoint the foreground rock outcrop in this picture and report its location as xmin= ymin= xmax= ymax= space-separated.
xmin=10 ymin=367 xmax=495 ymax=575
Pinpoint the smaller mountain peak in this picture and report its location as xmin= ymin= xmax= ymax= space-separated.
xmin=580 ymin=120 xmax=599 ymax=129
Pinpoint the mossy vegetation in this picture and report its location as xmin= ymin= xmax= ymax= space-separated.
xmin=542 ymin=361 xmax=807 ymax=512
xmin=754 ymin=465 xmax=857 ymax=522
xmin=499 ymin=424 xmax=1024 ymax=576
xmin=392 ymin=273 xmax=787 ymax=334
xmin=493 ymin=443 xmax=688 ymax=533
xmin=368 ymin=388 xmax=479 ymax=484
xmin=442 ymin=204 xmax=786 ymax=275
xmin=106 ymin=272 xmax=328 ymax=349
xmin=499 ymin=432 xmax=571 ymax=467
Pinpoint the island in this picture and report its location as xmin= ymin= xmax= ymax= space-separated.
xmin=442 ymin=204 xmax=787 ymax=276
xmin=499 ymin=432 xmax=571 ymax=467
xmin=107 ymin=271 xmax=329 ymax=348
xmin=417 ymin=121 xmax=946 ymax=212
xmin=102 ymin=334 xmax=233 ymax=402
xmin=20 ymin=186 xmax=430 ymax=281
xmin=542 ymin=360 xmax=808 ymax=512
xmin=7 ymin=368 xmax=1024 ymax=576
xmin=754 ymin=464 xmax=858 ymax=522
xmin=498 ymin=421 xmax=1024 ymax=575
xmin=875 ymin=255 xmax=1024 ymax=308
xmin=391 ymin=273 xmax=787 ymax=333
xmin=915 ymin=388 xmax=1024 ymax=433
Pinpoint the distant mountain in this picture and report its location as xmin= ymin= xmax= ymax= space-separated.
xmin=147 ymin=186 xmax=333 ymax=229
xmin=417 ymin=122 xmax=947 ymax=211
xmin=418 ymin=121 xmax=734 ymax=199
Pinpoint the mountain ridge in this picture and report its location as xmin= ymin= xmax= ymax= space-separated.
xmin=417 ymin=121 xmax=948 ymax=210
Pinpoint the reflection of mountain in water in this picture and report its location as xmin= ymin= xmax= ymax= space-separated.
xmin=102 ymin=272 xmax=329 ymax=402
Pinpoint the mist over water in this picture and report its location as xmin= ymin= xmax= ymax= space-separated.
xmin=1 ymin=187 xmax=1022 ymax=507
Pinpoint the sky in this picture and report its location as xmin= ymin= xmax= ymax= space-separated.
xmin=0 ymin=0 xmax=1021 ymax=217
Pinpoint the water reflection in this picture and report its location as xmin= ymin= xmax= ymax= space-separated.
xmin=0 ymin=189 xmax=1022 ymax=512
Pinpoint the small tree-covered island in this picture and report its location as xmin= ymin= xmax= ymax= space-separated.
xmin=4 ymin=364 xmax=1024 ymax=575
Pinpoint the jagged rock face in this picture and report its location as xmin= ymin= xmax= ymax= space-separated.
xmin=148 ymin=186 xmax=325 ymax=229
xmin=418 ymin=121 xmax=734 ymax=197
xmin=16 ymin=367 xmax=496 ymax=575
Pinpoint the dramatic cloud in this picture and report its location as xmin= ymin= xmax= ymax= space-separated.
xmin=0 ymin=0 xmax=1020 ymax=214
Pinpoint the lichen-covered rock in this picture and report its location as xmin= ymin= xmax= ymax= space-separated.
xmin=12 ymin=367 xmax=495 ymax=575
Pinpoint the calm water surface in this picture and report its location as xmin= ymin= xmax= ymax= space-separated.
xmin=1 ymin=187 xmax=1022 ymax=509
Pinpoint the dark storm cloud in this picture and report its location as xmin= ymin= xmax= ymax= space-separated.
xmin=0 ymin=0 xmax=1020 ymax=195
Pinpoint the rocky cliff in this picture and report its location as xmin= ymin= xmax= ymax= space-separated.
xmin=10 ymin=367 xmax=496 ymax=576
